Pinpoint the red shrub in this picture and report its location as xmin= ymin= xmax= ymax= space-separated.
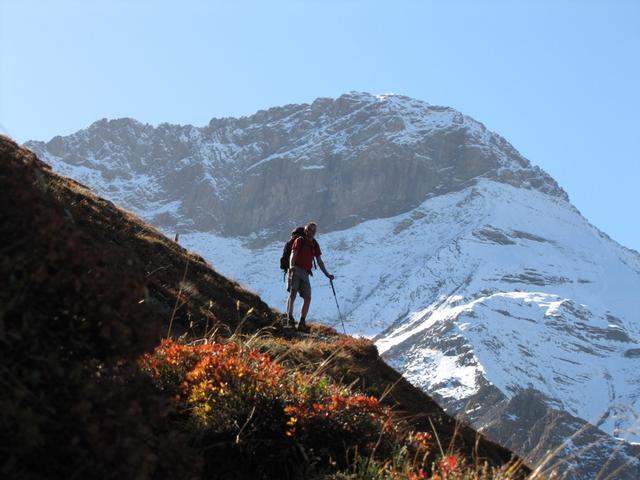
xmin=140 ymin=339 xmax=398 ymax=471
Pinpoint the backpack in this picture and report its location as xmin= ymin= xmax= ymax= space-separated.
xmin=279 ymin=227 xmax=318 ymax=276
xmin=280 ymin=227 xmax=305 ymax=272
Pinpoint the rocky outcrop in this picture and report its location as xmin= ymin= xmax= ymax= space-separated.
xmin=479 ymin=389 xmax=640 ymax=480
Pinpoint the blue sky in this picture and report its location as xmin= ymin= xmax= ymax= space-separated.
xmin=1 ymin=0 xmax=638 ymax=251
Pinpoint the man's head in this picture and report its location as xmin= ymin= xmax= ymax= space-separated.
xmin=304 ymin=222 xmax=317 ymax=238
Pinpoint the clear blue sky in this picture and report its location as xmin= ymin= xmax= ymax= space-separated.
xmin=1 ymin=0 xmax=639 ymax=251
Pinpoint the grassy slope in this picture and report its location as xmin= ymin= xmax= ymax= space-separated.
xmin=0 ymin=135 xmax=528 ymax=479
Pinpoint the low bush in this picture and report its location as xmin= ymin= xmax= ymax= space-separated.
xmin=140 ymin=339 xmax=399 ymax=475
xmin=139 ymin=336 xmax=525 ymax=479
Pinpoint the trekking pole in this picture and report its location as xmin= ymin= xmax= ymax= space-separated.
xmin=329 ymin=278 xmax=346 ymax=334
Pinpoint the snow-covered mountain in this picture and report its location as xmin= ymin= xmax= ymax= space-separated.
xmin=26 ymin=92 xmax=565 ymax=242
xmin=27 ymin=92 xmax=640 ymax=478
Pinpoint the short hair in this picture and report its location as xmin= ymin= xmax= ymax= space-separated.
xmin=304 ymin=222 xmax=317 ymax=232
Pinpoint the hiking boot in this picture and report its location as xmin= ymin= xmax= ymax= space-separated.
xmin=297 ymin=320 xmax=310 ymax=333
xmin=283 ymin=315 xmax=296 ymax=329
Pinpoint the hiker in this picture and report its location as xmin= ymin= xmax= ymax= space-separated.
xmin=286 ymin=222 xmax=334 ymax=332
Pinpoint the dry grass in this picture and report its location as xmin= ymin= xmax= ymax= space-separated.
xmin=245 ymin=327 xmax=529 ymax=477
xmin=164 ymin=330 xmax=532 ymax=479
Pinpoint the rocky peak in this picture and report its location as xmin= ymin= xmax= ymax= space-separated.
xmin=27 ymin=92 xmax=568 ymax=239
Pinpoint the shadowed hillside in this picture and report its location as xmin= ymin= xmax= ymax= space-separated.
xmin=0 ymin=135 xmax=528 ymax=479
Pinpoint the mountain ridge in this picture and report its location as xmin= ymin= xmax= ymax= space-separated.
xmin=26 ymin=92 xmax=568 ymax=242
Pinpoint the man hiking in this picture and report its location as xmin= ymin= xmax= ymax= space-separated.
xmin=286 ymin=222 xmax=334 ymax=332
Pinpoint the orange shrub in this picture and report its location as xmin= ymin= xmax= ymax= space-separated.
xmin=141 ymin=340 xmax=286 ymax=431
xmin=140 ymin=339 xmax=398 ymax=470
xmin=139 ymin=339 xmax=476 ymax=478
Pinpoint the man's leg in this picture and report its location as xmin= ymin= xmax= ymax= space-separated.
xmin=298 ymin=281 xmax=311 ymax=332
xmin=300 ymin=294 xmax=311 ymax=321
xmin=286 ymin=288 xmax=298 ymax=326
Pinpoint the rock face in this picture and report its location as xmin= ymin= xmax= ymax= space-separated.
xmin=27 ymin=92 xmax=566 ymax=240
xmin=26 ymin=92 xmax=640 ymax=479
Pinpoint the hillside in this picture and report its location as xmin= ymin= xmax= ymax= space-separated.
xmin=1 ymin=135 xmax=527 ymax=479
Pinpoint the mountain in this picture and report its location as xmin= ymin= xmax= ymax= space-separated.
xmin=26 ymin=91 xmax=565 ymax=242
xmin=26 ymin=92 xmax=640 ymax=478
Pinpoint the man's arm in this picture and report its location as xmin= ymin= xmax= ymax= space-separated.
xmin=316 ymin=256 xmax=334 ymax=280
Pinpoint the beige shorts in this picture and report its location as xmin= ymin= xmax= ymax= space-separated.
xmin=288 ymin=266 xmax=311 ymax=299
